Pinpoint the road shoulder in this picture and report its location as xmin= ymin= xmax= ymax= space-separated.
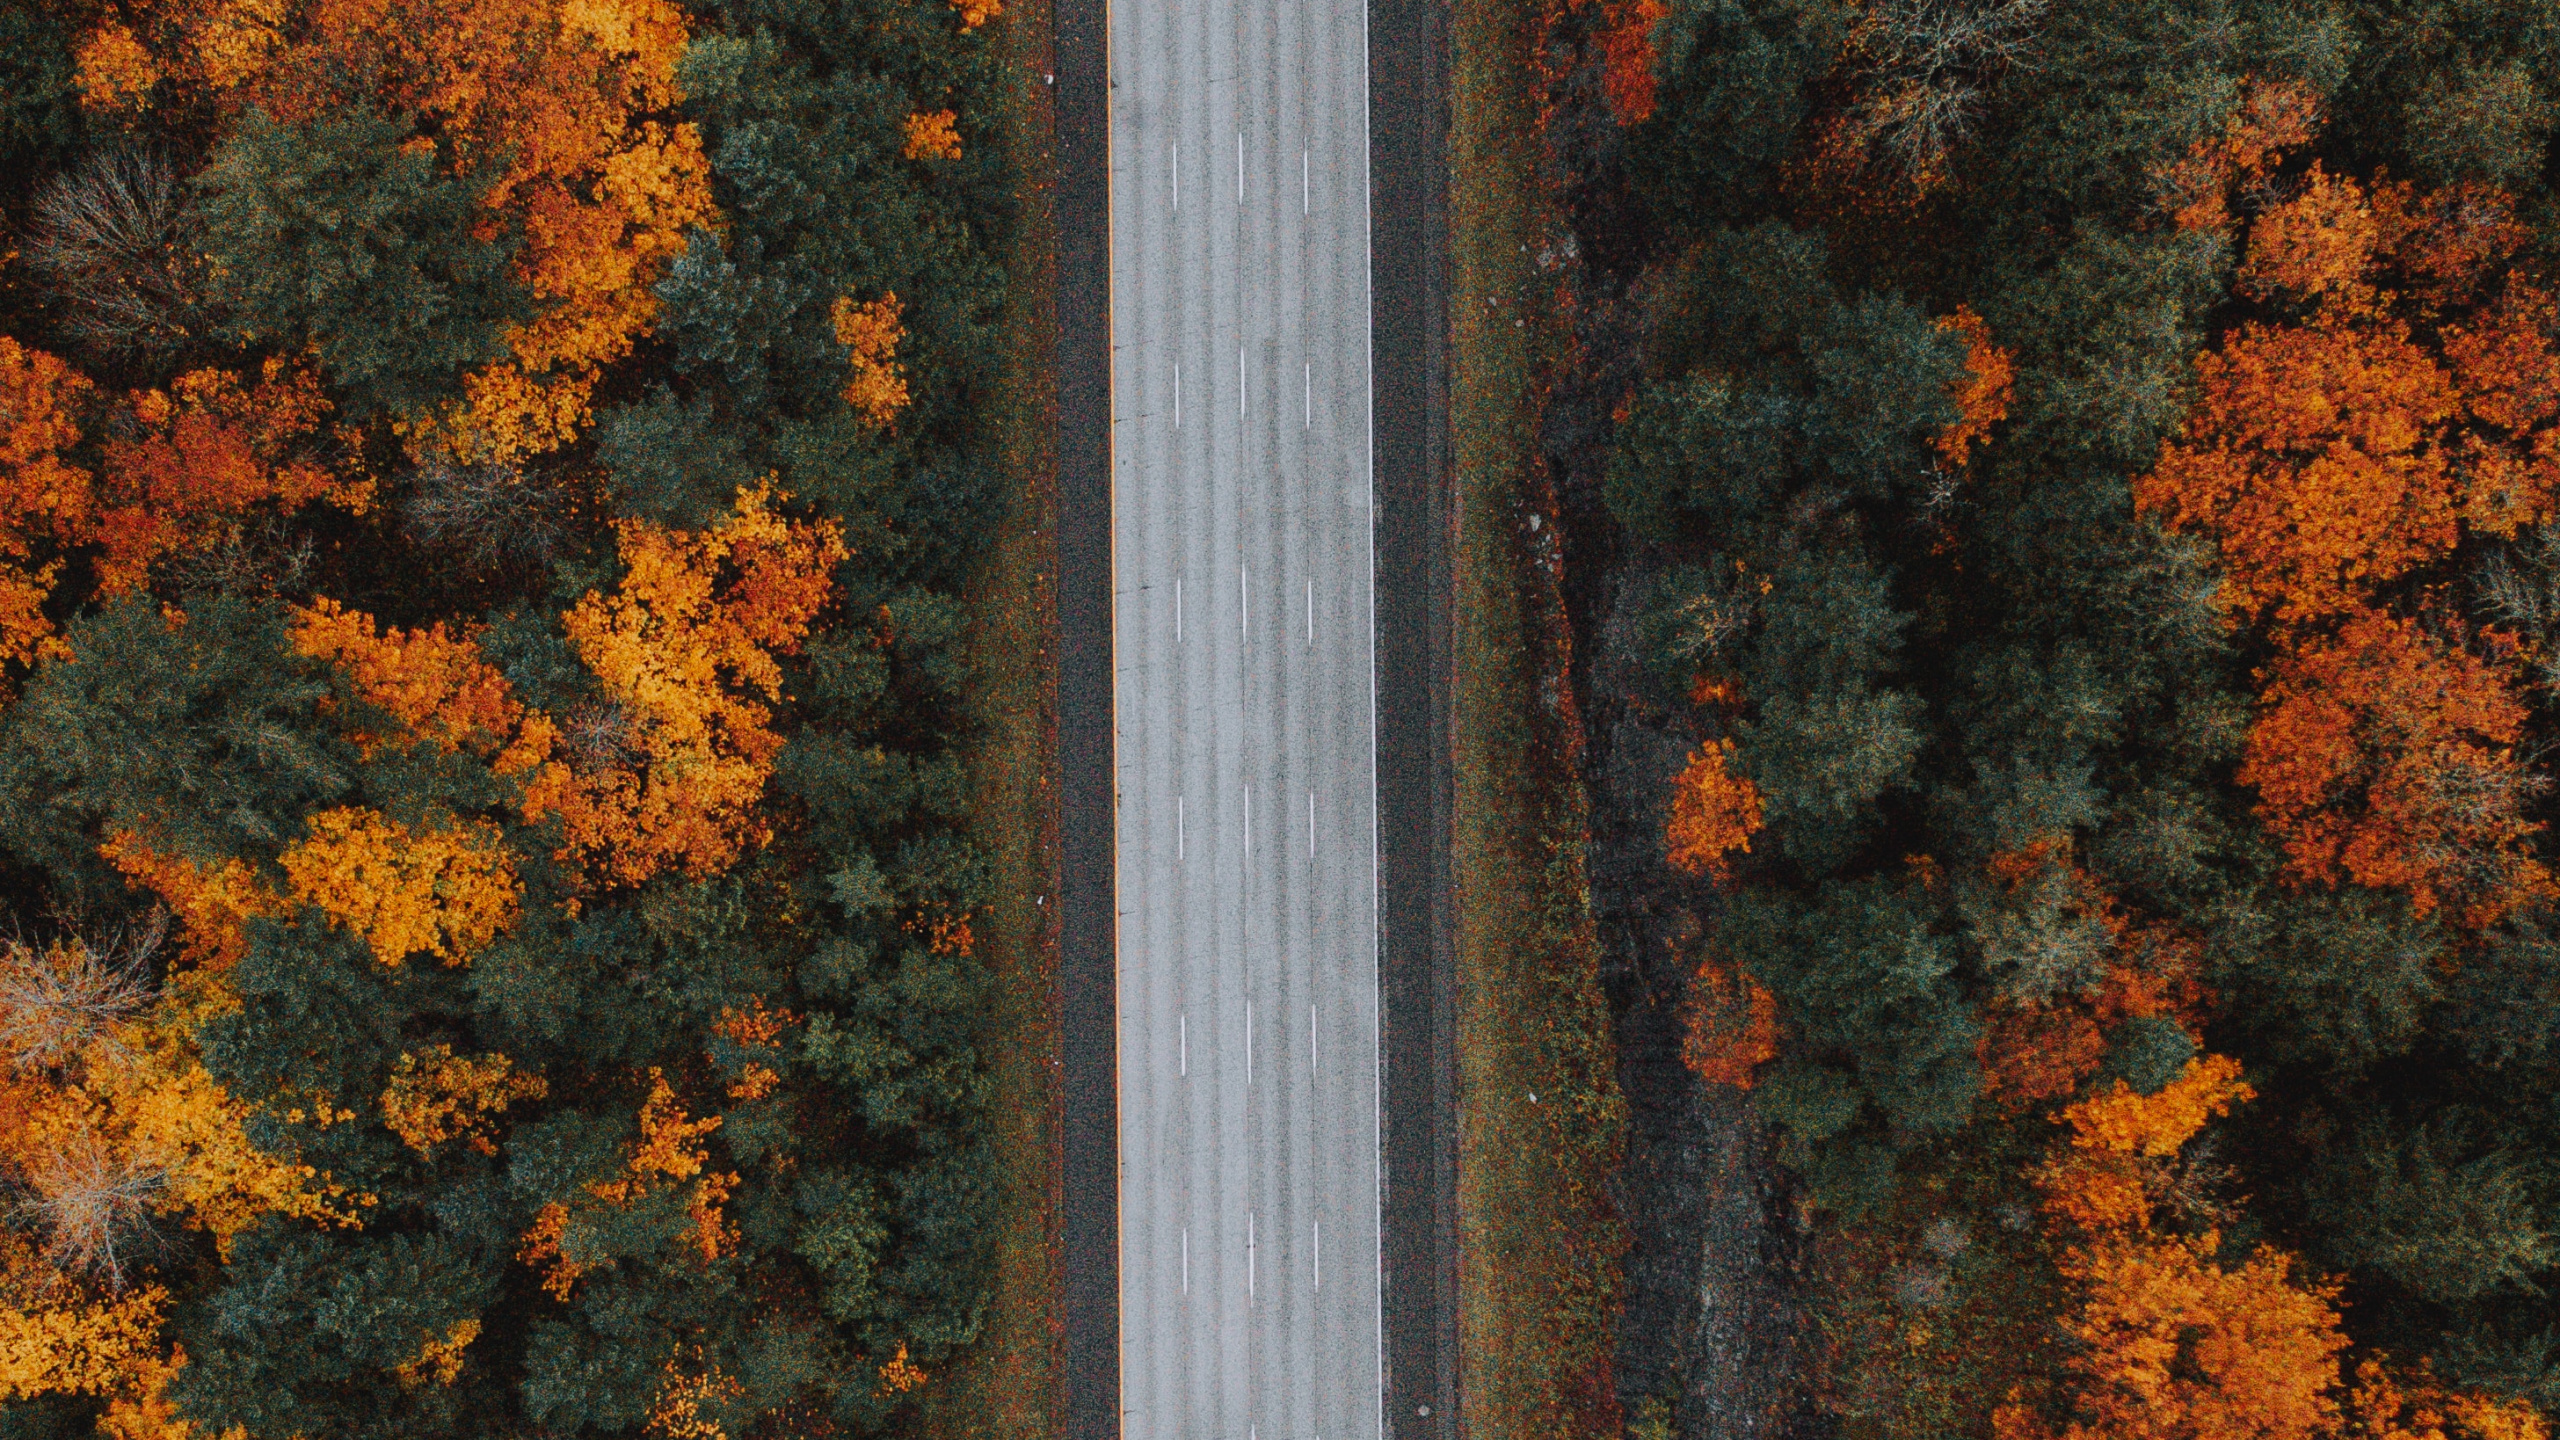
xmin=1372 ymin=0 xmax=1458 ymax=1422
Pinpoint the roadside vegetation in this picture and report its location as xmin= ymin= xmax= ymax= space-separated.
xmin=1452 ymin=0 xmax=1630 ymax=1431
xmin=1567 ymin=0 xmax=2560 ymax=1434
xmin=921 ymin=0 xmax=1061 ymax=1431
xmin=0 ymin=0 xmax=1028 ymax=1432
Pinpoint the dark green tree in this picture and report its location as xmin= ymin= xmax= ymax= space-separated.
xmin=196 ymin=108 xmax=526 ymax=418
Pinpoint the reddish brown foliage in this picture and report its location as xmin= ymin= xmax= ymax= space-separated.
xmin=1664 ymin=739 xmax=1763 ymax=880
xmin=1678 ymin=953 xmax=1777 ymax=1089
xmin=2238 ymin=610 xmax=2550 ymax=925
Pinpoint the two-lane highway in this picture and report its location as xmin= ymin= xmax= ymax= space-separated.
xmin=1110 ymin=0 xmax=1382 ymax=1426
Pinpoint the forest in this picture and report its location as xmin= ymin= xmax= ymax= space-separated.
xmin=1558 ymin=0 xmax=2560 ymax=1434
xmin=0 ymin=0 xmax=1022 ymax=1433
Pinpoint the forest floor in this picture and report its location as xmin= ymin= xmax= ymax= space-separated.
xmin=1449 ymin=0 xmax=1627 ymax=1431
xmin=918 ymin=2 xmax=1060 ymax=1433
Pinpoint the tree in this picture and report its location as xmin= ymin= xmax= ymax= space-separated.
xmin=2211 ymin=884 xmax=2446 ymax=1075
xmin=0 ymin=595 xmax=352 ymax=884
xmin=285 ymin=599 xmax=543 ymax=766
xmin=0 ymin=3 xmax=81 ymax=175
xmin=2013 ymin=1236 xmax=2349 ymax=1440
xmin=2138 ymin=168 xmax=2554 ymax=625
xmin=832 ymin=294 xmax=912 ymax=428
xmin=196 ymin=107 xmax=526 ymax=420
xmin=0 ymin=1229 xmax=167 ymax=1406
xmin=24 ymin=149 xmax=210 ymax=357
xmin=169 ymin=1225 xmax=502 ymax=1440
xmin=2238 ymin=611 xmax=2550 ymax=926
xmin=0 ymin=337 xmax=95 ymax=670
xmin=2306 ymin=1120 xmax=2555 ymax=1306
xmin=596 ymin=388 xmax=759 ymax=529
xmin=278 ymin=807 xmax=521 ymax=968
xmin=2005 ymin=1057 xmax=2361 ymax=1440
xmin=1824 ymin=0 xmax=2050 ymax=187
xmin=245 ymin=0 xmax=716 ymax=461
xmin=92 ymin=361 xmax=369 ymax=597
xmin=533 ymin=484 xmax=847 ymax=888
xmin=2137 ymin=306 xmax=2461 ymax=625
xmin=1721 ymin=874 xmax=1980 ymax=1196
xmin=1934 ymin=303 xmax=2014 ymax=464
xmin=1678 ymin=950 xmax=1778 ymax=1087
xmin=1624 ymin=0 xmax=1845 ymax=225
xmin=0 ymin=343 xmax=374 ymax=674
xmin=1664 ymin=737 xmax=1764 ymax=878
xmin=1730 ymin=549 xmax=1927 ymax=876
xmin=103 ymin=0 xmax=720 ymax=460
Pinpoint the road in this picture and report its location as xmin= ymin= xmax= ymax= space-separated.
xmin=1108 ymin=0 xmax=1384 ymax=1426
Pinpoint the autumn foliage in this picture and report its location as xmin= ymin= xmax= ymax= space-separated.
xmin=2137 ymin=161 xmax=2560 ymax=927
xmin=1998 ymin=1056 xmax=2356 ymax=1440
xmin=2139 ymin=166 xmax=2552 ymax=623
xmin=1935 ymin=305 xmax=2014 ymax=465
xmin=287 ymin=598 xmax=543 ymax=764
xmin=0 ymin=344 xmax=366 ymax=675
xmin=2 ymin=0 xmax=1001 ymax=1420
xmin=280 ymin=807 xmax=522 ymax=967
xmin=2153 ymin=80 xmax=2324 ymax=235
xmin=1591 ymin=0 xmax=1669 ymax=126
xmin=833 ymin=293 xmax=913 ymax=428
xmin=518 ymin=1068 xmax=736 ymax=1299
xmin=2238 ymin=612 xmax=2551 ymax=923
xmin=537 ymin=484 xmax=846 ymax=887
xmin=1665 ymin=738 xmax=1764 ymax=879
xmin=1679 ymin=952 xmax=1778 ymax=1088
xmin=902 ymin=110 xmax=963 ymax=161
xmin=76 ymin=0 xmax=719 ymax=463
xmin=379 ymin=1046 xmax=547 ymax=1155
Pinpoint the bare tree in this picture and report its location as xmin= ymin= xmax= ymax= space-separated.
xmin=1660 ymin=585 xmax=1752 ymax=666
xmin=402 ymin=459 xmax=577 ymax=572
xmin=0 ymin=917 xmax=162 ymax=1072
xmin=23 ymin=149 xmax=212 ymax=356
xmin=16 ymin=1128 xmax=165 ymax=1290
xmin=560 ymin=700 xmax=650 ymax=774
xmin=2474 ymin=523 xmax=2560 ymax=695
xmin=1846 ymin=0 xmax=2050 ymax=181
xmin=161 ymin=511 xmax=318 ymax=601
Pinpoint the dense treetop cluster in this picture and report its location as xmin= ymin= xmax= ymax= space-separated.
xmin=0 ymin=0 xmax=1018 ymax=1432
xmin=1599 ymin=0 xmax=2560 ymax=1432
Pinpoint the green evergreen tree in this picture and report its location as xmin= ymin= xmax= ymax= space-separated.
xmin=197 ymin=108 xmax=526 ymax=418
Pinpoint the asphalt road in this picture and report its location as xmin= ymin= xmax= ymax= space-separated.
xmin=1108 ymin=0 xmax=1385 ymax=1427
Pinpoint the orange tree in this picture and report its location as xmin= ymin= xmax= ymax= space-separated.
xmin=2136 ymin=166 xmax=2560 ymax=927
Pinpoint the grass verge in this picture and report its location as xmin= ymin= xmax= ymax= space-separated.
xmin=1450 ymin=0 xmax=1629 ymax=1432
xmin=920 ymin=2 xmax=1060 ymax=1433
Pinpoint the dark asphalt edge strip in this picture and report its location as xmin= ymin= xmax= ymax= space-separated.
xmin=1372 ymin=0 xmax=1456 ymax=1426
xmin=1056 ymin=0 xmax=1117 ymax=1419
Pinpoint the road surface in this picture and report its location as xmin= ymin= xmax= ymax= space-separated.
xmin=1109 ymin=0 xmax=1384 ymax=1429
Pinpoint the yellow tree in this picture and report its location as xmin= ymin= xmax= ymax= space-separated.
xmin=534 ymin=483 xmax=845 ymax=888
xmin=2000 ymin=1056 xmax=2357 ymax=1440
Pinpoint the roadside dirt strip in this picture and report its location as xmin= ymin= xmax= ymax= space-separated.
xmin=1056 ymin=0 xmax=1449 ymax=1423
